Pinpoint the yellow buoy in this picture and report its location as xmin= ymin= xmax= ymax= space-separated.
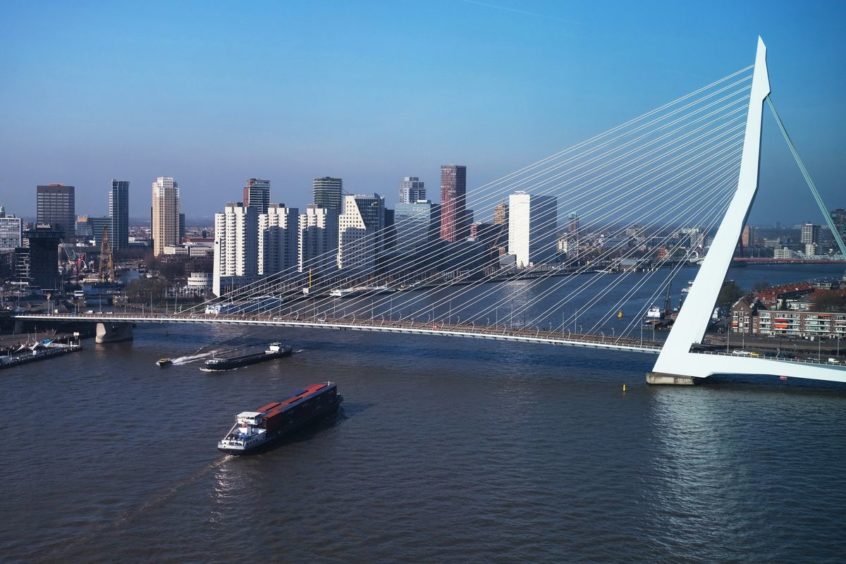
xmin=617 ymin=310 xmax=624 ymax=318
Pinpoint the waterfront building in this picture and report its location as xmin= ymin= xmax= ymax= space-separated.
xmin=394 ymin=201 xmax=438 ymax=256
xmin=801 ymin=223 xmax=820 ymax=245
xmin=0 ymin=208 xmax=22 ymax=251
xmin=259 ymin=203 xmax=299 ymax=275
xmin=151 ymin=177 xmax=180 ymax=257
xmin=298 ymin=204 xmax=330 ymax=273
xmin=439 ymin=165 xmax=468 ymax=242
xmin=25 ymin=225 xmax=63 ymax=290
xmin=76 ymin=215 xmax=111 ymax=246
xmin=399 ymin=177 xmax=426 ymax=204
xmin=36 ymin=184 xmax=75 ymax=238
xmin=13 ymin=247 xmax=30 ymax=285
xmin=508 ymin=192 xmax=558 ymax=268
xmin=243 ymin=178 xmax=271 ymax=214
xmin=213 ymin=203 xmax=258 ymax=296
xmin=186 ymin=272 xmax=213 ymax=295
xmin=338 ymin=194 xmax=384 ymax=271
xmin=109 ymin=180 xmax=130 ymax=250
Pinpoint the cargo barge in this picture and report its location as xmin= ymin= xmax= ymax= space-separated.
xmin=203 ymin=342 xmax=292 ymax=371
xmin=218 ymin=382 xmax=343 ymax=454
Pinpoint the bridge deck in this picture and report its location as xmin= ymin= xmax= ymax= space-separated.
xmin=15 ymin=313 xmax=662 ymax=354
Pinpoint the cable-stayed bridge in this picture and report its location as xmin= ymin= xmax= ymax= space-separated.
xmin=16 ymin=38 xmax=846 ymax=384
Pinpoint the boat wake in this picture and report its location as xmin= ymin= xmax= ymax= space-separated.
xmin=172 ymin=351 xmax=217 ymax=365
xmin=47 ymin=456 xmax=234 ymax=558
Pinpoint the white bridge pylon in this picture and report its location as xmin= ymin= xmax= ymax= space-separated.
xmin=649 ymin=37 xmax=846 ymax=385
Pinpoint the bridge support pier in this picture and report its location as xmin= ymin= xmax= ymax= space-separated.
xmin=95 ymin=322 xmax=134 ymax=344
xmin=645 ymin=372 xmax=697 ymax=386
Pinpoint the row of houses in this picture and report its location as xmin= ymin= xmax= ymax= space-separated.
xmin=730 ymin=282 xmax=846 ymax=339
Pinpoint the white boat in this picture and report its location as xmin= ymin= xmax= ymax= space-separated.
xmin=645 ymin=305 xmax=663 ymax=319
xmin=329 ymin=286 xmax=394 ymax=298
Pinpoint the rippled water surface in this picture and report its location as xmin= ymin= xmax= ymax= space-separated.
xmin=2 ymin=320 xmax=845 ymax=563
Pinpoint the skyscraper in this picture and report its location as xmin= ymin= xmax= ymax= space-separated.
xmin=109 ymin=179 xmax=129 ymax=250
xmin=259 ymin=203 xmax=299 ymax=275
xmin=151 ymin=177 xmax=180 ymax=257
xmin=394 ymin=201 xmax=437 ymax=256
xmin=313 ymin=177 xmax=343 ymax=213
xmin=36 ymin=184 xmax=75 ymax=237
xmin=439 ymin=165 xmax=467 ymax=242
xmin=399 ymin=176 xmax=426 ymax=204
xmin=338 ymin=194 xmax=384 ymax=271
xmin=508 ymin=192 xmax=558 ymax=268
xmin=213 ymin=202 xmax=258 ymax=296
xmin=243 ymin=178 xmax=271 ymax=214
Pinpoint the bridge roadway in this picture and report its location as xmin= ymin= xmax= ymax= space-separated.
xmin=15 ymin=312 xmax=663 ymax=354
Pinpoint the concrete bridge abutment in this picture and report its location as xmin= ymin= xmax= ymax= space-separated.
xmin=645 ymin=372 xmax=697 ymax=386
xmin=95 ymin=322 xmax=134 ymax=344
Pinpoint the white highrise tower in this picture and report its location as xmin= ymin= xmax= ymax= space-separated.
xmin=298 ymin=205 xmax=329 ymax=273
xmin=259 ymin=204 xmax=299 ymax=275
xmin=508 ymin=191 xmax=557 ymax=269
xmin=151 ymin=177 xmax=180 ymax=257
xmin=213 ymin=202 xmax=258 ymax=296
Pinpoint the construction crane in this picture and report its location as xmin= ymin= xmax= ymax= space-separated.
xmin=99 ymin=226 xmax=115 ymax=283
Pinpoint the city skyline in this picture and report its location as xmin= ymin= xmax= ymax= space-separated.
xmin=1 ymin=2 xmax=845 ymax=224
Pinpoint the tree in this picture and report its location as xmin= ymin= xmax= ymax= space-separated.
xmin=717 ymin=280 xmax=744 ymax=307
xmin=812 ymin=290 xmax=846 ymax=313
xmin=126 ymin=277 xmax=168 ymax=304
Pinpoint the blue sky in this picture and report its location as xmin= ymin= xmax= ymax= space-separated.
xmin=1 ymin=0 xmax=844 ymax=223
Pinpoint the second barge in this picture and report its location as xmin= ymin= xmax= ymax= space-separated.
xmin=203 ymin=342 xmax=292 ymax=372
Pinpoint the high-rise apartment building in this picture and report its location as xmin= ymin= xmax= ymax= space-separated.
xmin=313 ymin=177 xmax=343 ymax=213
xmin=0 ymin=206 xmax=22 ymax=251
xmin=493 ymin=202 xmax=508 ymax=226
xmin=439 ymin=165 xmax=467 ymax=242
xmin=801 ymin=223 xmax=819 ymax=245
xmin=338 ymin=194 xmax=384 ymax=271
xmin=243 ymin=178 xmax=271 ymax=214
xmin=298 ymin=205 xmax=330 ymax=273
xmin=109 ymin=180 xmax=129 ymax=250
xmin=213 ymin=203 xmax=258 ymax=296
xmin=740 ymin=224 xmax=754 ymax=248
xmin=399 ymin=177 xmax=426 ymax=204
xmin=831 ymin=208 xmax=846 ymax=244
xmin=508 ymin=192 xmax=558 ymax=268
xmin=36 ymin=184 xmax=75 ymax=237
xmin=259 ymin=204 xmax=299 ymax=275
xmin=151 ymin=177 xmax=180 ymax=257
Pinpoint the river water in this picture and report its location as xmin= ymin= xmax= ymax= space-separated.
xmin=2 ymin=265 xmax=845 ymax=562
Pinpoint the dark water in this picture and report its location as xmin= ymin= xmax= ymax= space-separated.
xmin=2 ymin=264 xmax=846 ymax=562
